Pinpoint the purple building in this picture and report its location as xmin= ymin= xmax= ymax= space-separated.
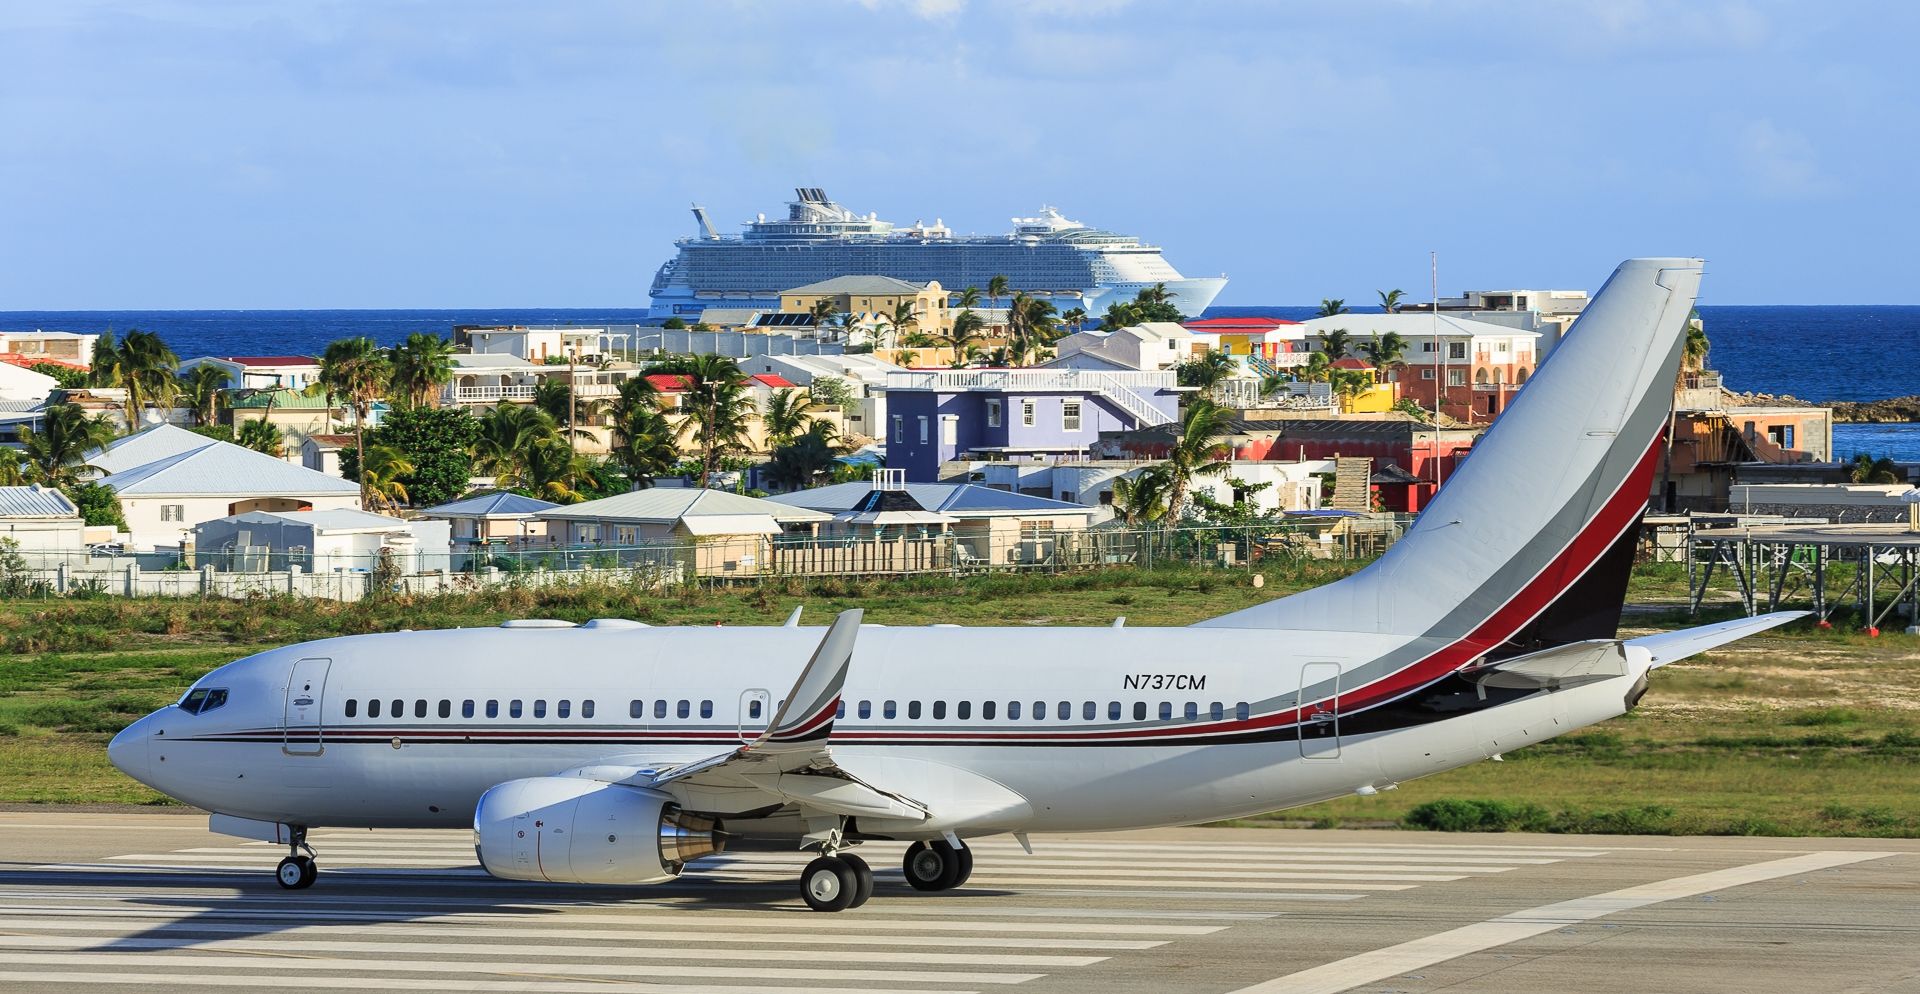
xmin=883 ymin=369 xmax=1181 ymax=481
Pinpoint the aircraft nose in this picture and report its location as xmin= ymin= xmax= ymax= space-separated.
xmin=108 ymin=715 xmax=152 ymax=784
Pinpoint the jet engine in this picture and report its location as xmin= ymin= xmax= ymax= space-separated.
xmin=473 ymin=777 xmax=724 ymax=885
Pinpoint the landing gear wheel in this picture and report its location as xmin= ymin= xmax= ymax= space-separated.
xmin=800 ymin=856 xmax=860 ymax=912
xmin=903 ymin=840 xmax=965 ymax=891
xmin=276 ymin=856 xmax=316 ymax=890
xmin=948 ymin=843 xmax=974 ymax=888
xmin=839 ymin=852 xmax=874 ymax=908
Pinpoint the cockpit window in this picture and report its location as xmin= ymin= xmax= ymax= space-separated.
xmin=179 ymin=688 xmax=229 ymax=715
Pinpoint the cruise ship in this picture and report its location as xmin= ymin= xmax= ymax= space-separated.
xmin=647 ymin=188 xmax=1227 ymax=320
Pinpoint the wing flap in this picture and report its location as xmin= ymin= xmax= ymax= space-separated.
xmin=1457 ymin=640 xmax=1629 ymax=690
xmin=1627 ymin=611 xmax=1807 ymax=668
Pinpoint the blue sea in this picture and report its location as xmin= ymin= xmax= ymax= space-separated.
xmin=3 ymin=304 xmax=1916 ymax=459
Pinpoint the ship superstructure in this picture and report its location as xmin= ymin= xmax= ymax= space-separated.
xmin=648 ymin=188 xmax=1226 ymax=320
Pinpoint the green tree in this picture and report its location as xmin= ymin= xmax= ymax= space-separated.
xmin=661 ymin=317 xmax=688 ymax=330
xmin=765 ymin=422 xmax=847 ymax=491
xmin=1174 ymin=350 xmax=1237 ymax=398
xmin=0 ymin=447 xmax=27 ymax=486
xmin=534 ymin=378 xmax=573 ymax=426
xmin=1318 ymin=328 xmax=1354 ymax=360
xmin=18 ymin=402 xmax=116 ymax=488
xmin=654 ymin=355 xmax=753 ymax=488
xmin=29 ymin=363 xmax=88 ymax=389
xmin=1062 ymin=307 xmax=1088 ymax=333
xmin=807 ymin=376 xmax=855 ymax=410
xmin=88 ymin=330 xmax=121 ymax=388
xmin=889 ymin=301 xmax=918 ymax=347
xmin=1110 ymin=463 xmax=1174 ymax=526
xmin=63 ymin=482 xmax=127 ymax=529
xmin=342 ymin=406 xmax=480 ymax=508
xmin=1683 ymin=310 xmax=1710 ymax=372
xmin=1849 ymin=453 xmax=1901 ymax=484
xmin=236 ymin=419 xmax=284 ymax=457
xmin=524 ymin=438 xmax=594 ymax=504
xmin=955 ymin=285 xmax=982 ymax=310
xmin=1131 ymin=283 xmax=1183 ymax=323
xmin=180 ymin=363 xmax=230 ymax=427
xmin=1295 ymin=351 xmax=1334 ymax=384
xmin=389 ymin=332 xmax=456 ymax=408
xmin=1377 ymin=288 xmax=1405 ymax=314
xmin=1359 ymin=331 xmax=1408 ymax=379
xmin=318 ymin=337 xmax=392 ymax=507
xmin=762 ymin=389 xmax=815 ymax=448
xmin=114 ymin=329 xmax=180 ymax=426
xmin=1161 ymin=399 xmax=1233 ymax=521
xmin=609 ymin=379 xmax=678 ymax=491
xmin=1330 ymin=368 xmax=1374 ymax=413
xmin=1316 ymin=298 xmax=1350 ymax=318
xmin=1009 ymin=294 xmax=1059 ymax=365
xmin=986 ymin=275 xmax=1010 ymax=325
xmin=945 ymin=310 xmax=986 ymax=364
xmin=359 ymin=444 xmax=416 ymax=512
xmin=471 ymin=403 xmax=557 ymax=489
xmin=1102 ymin=300 xmax=1142 ymax=330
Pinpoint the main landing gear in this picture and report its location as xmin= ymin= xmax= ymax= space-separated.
xmin=275 ymin=826 xmax=317 ymax=890
xmin=902 ymin=838 xmax=972 ymax=892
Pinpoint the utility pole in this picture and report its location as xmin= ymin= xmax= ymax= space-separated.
xmin=1431 ymin=251 xmax=1445 ymax=493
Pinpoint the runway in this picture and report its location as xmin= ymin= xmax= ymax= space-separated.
xmin=0 ymin=812 xmax=1914 ymax=993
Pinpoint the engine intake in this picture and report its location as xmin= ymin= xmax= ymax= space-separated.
xmin=473 ymin=777 xmax=725 ymax=885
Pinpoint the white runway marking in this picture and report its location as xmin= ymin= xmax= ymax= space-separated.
xmin=0 ymin=971 xmax=974 ymax=994
xmin=1226 ymin=850 xmax=1906 ymax=994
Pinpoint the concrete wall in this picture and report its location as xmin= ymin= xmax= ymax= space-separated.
xmin=0 ymin=518 xmax=87 ymax=553
xmin=123 ymin=494 xmax=362 ymax=551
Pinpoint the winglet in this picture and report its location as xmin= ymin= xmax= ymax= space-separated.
xmin=757 ymin=608 xmax=862 ymax=748
xmin=784 ymin=605 xmax=803 ymax=627
xmin=1628 ymin=611 xmax=1807 ymax=668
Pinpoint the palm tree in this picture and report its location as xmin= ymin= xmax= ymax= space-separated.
xmin=1111 ymin=463 xmax=1173 ymax=526
xmin=17 ymin=402 xmax=117 ymax=488
xmin=1102 ymin=301 xmax=1140 ymax=330
xmin=88 ymin=331 xmax=122 ymax=389
xmin=1175 ymin=350 xmax=1237 ymax=399
xmin=609 ymin=400 xmax=678 ymax=490
xmin=1062 ymin=307 xmax=1087 ymax=333
xmin=836 ymin=311 xmax=865 ymax=344
xmin=524 ymin=438 xmax=593 ymax=504
xmin=1316 ymin=298 xmax=1350 ymax=318
xmin=318 ymin=337 xmax=391 ymax=508
xmin=114 ymin=329 xmax=180 ymax=426
xmin=0 ymin=447 xmax=27 ymax=486
xmin=1377 ymin=289 xmax=1406 ymax=314
xmin=1330 ymin=368 xmax=1374 ymax=413
xmin=955 ymin=285 xmax=982 ymax=310
xmin=890 ymin=301 xmax=918 ymax=349
xmin=1849 ymin=453 xmax=1901 ymax=484
xmin=945 ymin=310 xmax=986 ymax=365
xmin=762 ymin=388 xmax=815 ymax=448
xmin=472 ymin=403 xmax=558 ymax=486
xmin=1682 ymin=311 xmax=1710 ymax=371
xmin=534 ymin=378 xmax=573 ymax=426
xmin=180 ymin=363 xmax=229 ymax=427
xmin=986 ymin=275 xmax=1010 ymax=328
xmin=1296 ymin=351 xmax=1334 ymax=384
xmin=359 ymin=444 xmax=416 ymax=512
xmin=236 ymin=418 xmax=284 ymax=457
xmin=1318 ymin=328 xmax=1354 ymax=360
xmin=389 ymin=332 xmax=455 ymax=408
xmin=1010 ymin=296 xmax=1059 ymax=365
xmin=656 ymin=354 xmax=752 ymax=488
xmin=1161 ymin=400 xmax=1233 ymax=522
xmin=1360 ymin=331 xmax=1408 ymax=380
xmin=765 ymin=421 xmax=846 ymax=491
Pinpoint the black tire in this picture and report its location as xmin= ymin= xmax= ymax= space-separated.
xmin=296 ymin=856 xmax=318 ymax=889
xmin=800 ymin=856 xmax=858 ymax=912
xmin=276 ymin=856 xmax=314 ymax=890
xmin=840 ymin=852 xmax=874 ymax=908
xmin=947 ymin=843 xmax=974 ymax=888
xmin=902 ymin=840 xmax=961 ymax=891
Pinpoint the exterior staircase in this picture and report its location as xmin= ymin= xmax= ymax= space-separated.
xmin=1331 ymin=457 xmax=1374 ymax=512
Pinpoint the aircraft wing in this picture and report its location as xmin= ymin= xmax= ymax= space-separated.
xmin=1626 ymin=611 xmax=1807 ymax=667
xmin=559 ymin=608 xmax=930 ymax=822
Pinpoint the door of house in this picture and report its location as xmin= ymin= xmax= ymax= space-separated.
xmin=282 ymin=658 xmax=331 ymax=756
xmin=1298 ymin=662 xmax=1340 ymax=759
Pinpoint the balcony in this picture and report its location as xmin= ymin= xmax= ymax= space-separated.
xmin=451 ymin=383 xmax=539 ymax=403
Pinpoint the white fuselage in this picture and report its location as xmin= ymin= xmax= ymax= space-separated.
xmin=110 ymin=622 xmax=1644 ymax=841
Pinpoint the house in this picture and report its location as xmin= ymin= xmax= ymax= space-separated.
xmin=1402 ymin=287 xmax=1590 ymax=354
xmin=0 ymin=330 xmax=99 ymax=367
xmin=737 ymin=353 xmax=904 ymax=440
xmin=177 ymin=355 xmax=321 ymax=391
xmin=0 ymin=485 xmax=85 ymax=553
xmin=443 ymin=353 xmax=549 ymax=408
xmin=300 ymin=434 xmax=355 ymax=477
xmin=1656 ymin=371 xmax=1837 ymax=511
xmin=193 ymin=509 xmax=451 ymax=574
xmin=0 ymin=360 xmax=58 ymax=402
xmin=90 ymin=425 xmax=362 ymax=549
xmin=534 ymin=488 xmax=832 ymax=577
xmin=456 ymin=326 xmax=630 ymax=364
xmin=227 ymin=388 xmax=347 ymax=444
xmin=977 ymin=458 xmax=1329 ymax=521
xmin=1298 ymin=314 xmax=1540 ymax=422
xmin=778 ymin=276 xmax=954 ymax=346
xmin=1182 ymin=317 xmax=1311 ymax=369
xmin=767 ymin=475 xmax=1095 ymax=565
xmin=0 ymin=399 xmax=47 ymax=446
xmin=416 ymin=492 xmax=560 ymax=547
xmin=883 ymin=368 xmax=1180 ymax=482
xmin=1049 ymin=322 xmax=1199 ymax=371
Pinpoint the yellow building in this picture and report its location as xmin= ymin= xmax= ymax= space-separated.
xmin=780 ymin=276 xmax=953 ymax=344
xmin=1331 ymin=358 xmax=1399 ymax=413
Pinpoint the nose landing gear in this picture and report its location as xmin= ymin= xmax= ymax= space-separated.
xmin=797 ymin=824 xmax=875 ymax=912
xmin=274 ymin=826 xmax=317 ymax=890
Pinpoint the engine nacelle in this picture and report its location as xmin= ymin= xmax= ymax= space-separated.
xmin=473 ymin=777 xmax=724 ymax=885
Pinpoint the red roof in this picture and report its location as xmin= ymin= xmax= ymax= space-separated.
xmin=751 ymin=374 xmax=798 ymax=389
xmin=221 ymin=355 xmax=318 ymax=366
xmin=1183 ymin=317 xmax=1301 ymax=332
xmin=1330 ymin=357 xmax=1375 ymax=370
xmin=645 ymin=374 xmax=693 ymax=392
xmin=0 ymin=354 xmax=87 ymax=371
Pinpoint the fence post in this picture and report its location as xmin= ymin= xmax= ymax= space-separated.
xmin=124 ymin=562 xmax=139 ymax=597
xmin=55 ymin=562 xmax=68 ymax=596
xmin=288 ymin=564 xmax=302 ymax=596
xmin=201 ymin=565 xmax=215 ymax=597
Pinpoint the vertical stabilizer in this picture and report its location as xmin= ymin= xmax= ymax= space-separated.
xmin=1198 ymin=258 xmax=1703 ymax=652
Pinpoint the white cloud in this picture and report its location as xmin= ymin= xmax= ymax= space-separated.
xmin=853 ymin=0 xmax=967 ymax=22
xmin=1738 ymin=118 xmax=1833 ymax=199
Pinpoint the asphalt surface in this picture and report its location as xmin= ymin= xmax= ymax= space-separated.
xmin=0 ymin=810 xmax=1915 ymax=993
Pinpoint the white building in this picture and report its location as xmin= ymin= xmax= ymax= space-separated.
xmin=176 ymin=355 xmax=322 ymax=391
xmin=193 ymin=509 xmax=451 ymax=574
xmin=443 ymin=354 xmax=548 ymax=408
xmin=417 ymin=492 xmax=559 ymax=548
xmin=0 ymin=361 xmax=58 ymax=403
xmin=90 ymin=425 xmax=361 ymax=550
xmin=300 ymin=434 xmax=355 ymax=477
xmin=460 ymin=327 xmax=629 ymax=364
xmin=1049 ymin=322 xmax=1199 ymax=371
xmin=737 ymin=353 xmax=905 ymax=441
xmin=0 ymin=485 xmax=86 ymax=553
xmin=977 ymin=458 xmax=1330 ymax=522
xmin=0 ymin=331 xmax=99 ymax=368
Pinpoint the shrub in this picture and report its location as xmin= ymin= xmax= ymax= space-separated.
xmin=1403 ymin=798 xmax=1550 ymax=833
xmin=1787 ymin=707 xmax=1862 ymax=726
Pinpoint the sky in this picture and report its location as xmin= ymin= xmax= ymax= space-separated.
xmin=2 ymin=0 xmax=1916 ymax=309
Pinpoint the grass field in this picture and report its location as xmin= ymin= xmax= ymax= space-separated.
xmin=2 ymin=560 xmax=1915 ymax=836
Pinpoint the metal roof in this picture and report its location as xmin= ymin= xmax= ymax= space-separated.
xmin=0 ymin=484 xmax=79 ymax=518
xmin=211 ymin=509 xmax=411 ymax=532
xmin=766 ymin=482 xmax=1093 ymax=518
xmin=419 ymin=492 xmax=561 ymax=519
xmin=783 ymin=275 xmax=928 ymax=296
xmin=100 ymin=438 xmax=360 ymax=497
xmin=85 ymin=424 xmax=221 ymax=475
xmin=535 ymin=487 xmax=832 ymax=525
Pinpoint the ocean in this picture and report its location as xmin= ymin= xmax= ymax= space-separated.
xmin=3 ymin=304 xmax=1916 ymax=459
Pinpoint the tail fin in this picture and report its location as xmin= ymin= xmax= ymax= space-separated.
xmin=1200 ymin=257 xmax=1702 ymax=655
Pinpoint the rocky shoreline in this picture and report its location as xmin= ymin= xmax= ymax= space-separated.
xmin=1721 ymin=390 xmax=1920 ymax=424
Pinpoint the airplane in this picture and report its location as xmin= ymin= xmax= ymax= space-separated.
xmin=109 ymin=258 xmax=1804 ymax=912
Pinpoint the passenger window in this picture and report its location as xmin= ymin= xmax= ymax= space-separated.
xmin=1059 ymin=702 xmax=1072 ymax=720
xmin=486 ymin=700 xmax=499 ymax=718
xmin=883 ymin=700 xmax=897 ymax=719
xmin=982 ymin=701 xmax=996 ymax=720
xmin=1083 ymin=702 xmax=1095 ymax=720
xmin=908 ymin=701 xmax=922 ymax=719
xmin=532 ymin=700 xmax=547 ymax=719
xmin=700 ymin=700 xmax=713 ymax=719
xmin=438 ymin=700 xmax=451 ymax=719
xmin=369 ymin=699 xmax=382 ymax=718
xmin=836 ymin=701 xmax=846 ymax=719
xmin=1184 ymin=702 xmax=1198 ymax=720
xmin=557 ymin=700 xmax=571 ymax=719
xmin=1008 ymin=701 xmax=1022 ymax=720
xmin=1133 ymin=702 xmax=1147 ymax=721
xmin=654 ymin=700 xmax=667 ymax=719
xmin=1235 ymin=702 xmax=1251 ymax=720
xmin=345 ymin=699 xmax=358 ymax=718
xmin=414 ymin=700 xmax=427 ymax=719
xmin=392 ymin=699 xmax=403 ymax=719
xmin=1109 ymin=702 xmax=1121 ymax=721
xmin=748 ymin=699 xmax=762 ymax=719
xmin=630 ymin=700 xmax=644 ymax=719
xmin=582 ymin=701 xmax=594 ymax=719
xmin=957 ymin=701 xmax=971 ymax=720
xmin=932 ymin=701 xmax=947 ymax=720
xmin=1160 ymin=702 xmax=1173 ymax=720
xmin=509 ymin=700 xmax=523 ymax=718
xmin=462 ymin=700 xmax=475 ymax=718
xmin=1034 ymin=701 xmax=1047 ymax=721
xmin=1210 ymin=702 xmax=1224 ymax=721
xmin=858 ymin=701 xmax=872 ymax=719
xmin=677 ymin=700 xmax=690 ymax=719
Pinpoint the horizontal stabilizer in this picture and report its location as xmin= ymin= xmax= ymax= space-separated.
xmin=1627 ymin=611 xmax=1807 ymax=668
xmin=1458 ymin=640 xmax=1630 ymax=690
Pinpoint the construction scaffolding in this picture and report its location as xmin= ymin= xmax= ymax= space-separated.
xmin=1687 ymin=520 xmax=1920 ymax=634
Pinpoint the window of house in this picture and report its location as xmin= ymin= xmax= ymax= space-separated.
xmin=1062 ymin=401 xmax=1082 ymax=432
xmin=345 ymin=699 xmax=358 ymax=718
xmin=616 ymin=526 xmax=636 ymax=545
xmin=1422 ymin=368 xmax=1435 ymax=380
xmin=1021 ymin=399 xmax=1036 ymax=427
xmin=161 ymin=504 xmax=185 ymax=522
xmin=1421 ymin=341 xmax=1435 ymax=352
xmin=986 ymin=399 xmax=1003 ymax=428
xmin=532 ymin=700 xmax=546 ymax=719
xmin=1448 ymin=342 xmax=1467 ymax=360
xmin=1768 ymin=425 xmax=1796 ymax=448
xmin=557 ymin=700 xmax=571 ymax=719
xmin=1497 ymin=341 xmax=1510 ymax=353
xmin=438 ymin=700 xmax=451 ymax=719
xmin=892 ymin=415 xmax=904 ymax=443
xmin=918 ymin=416 xmax=929 ymax=444
xmin=1447 ymin=370 xmax=1466 ymax=387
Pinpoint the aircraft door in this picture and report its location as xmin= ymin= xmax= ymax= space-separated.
xmin=1298 ymin=661 xmax=1340 ymax=759
xmin=283 ymin=658 xmax=331 ymax=756
xmin=739 ymin=688 xmax=772 ymax=743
